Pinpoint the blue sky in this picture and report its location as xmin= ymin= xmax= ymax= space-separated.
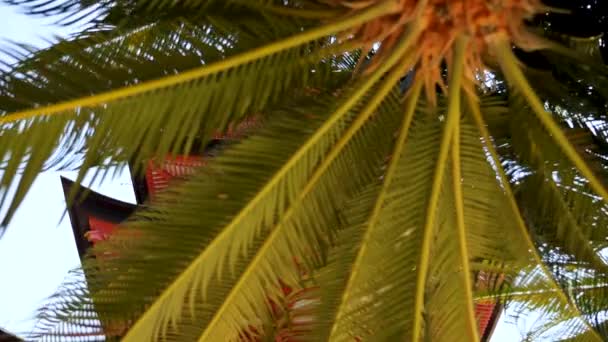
xmin=0 ymin=3 xmax=534 ymax=340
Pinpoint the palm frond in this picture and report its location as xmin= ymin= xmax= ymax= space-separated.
xmin=31 ymin=88 xmax=348 ymax=340
xmin=7 ymin=1 xmax=608 ymax=341
xmin=424 ymin=164 xmax=479 ymax=341
xmin=0 ymin=0 xmax=336 ymax=27
xmin=408 ymin=37 xmax=470 ymax=341
xmin=0 ymin=4 xmax=393 ymax=228
xmin=542 ymin=35 xmax=608 ymax=98
xmin=320 ymin=104 xmax=444 ymax=341
xmin=492 ymin=274 xmax=608 ymax=341
xmin=309 ymin=43 xmax=522 ymax=340
xmin=0 ymin=13 xmax=311 ymax=111
xmin=504 ymin=95 xmax=608 ymax=275
xmin=33 ymin=62 xmax=407 ymax=340
xmin=482 ymin=91 xmax=608 ymax=260
xmin=315 ymin=100 xmax=515 ymax=341
xmin=313 ymin=80 xmax=423 ymax=341
xmin=467 ymin=92 xmax=605 ymax=341
xmin=495 ymin=40 xmax=608 ymax=204
xmin=515 ymin=156 xmax=608 ymax=276
xmin=164 ymin=74 xmax=405 ymax=342
xmin=562 ymin=320 xmax=608 ymax=342
xmin=96 ymin=0 xmax=341 ymax=30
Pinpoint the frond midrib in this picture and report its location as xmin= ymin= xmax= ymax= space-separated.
xmin=411 ymin=36 xmax=468 ymax=342
xmin=327 ymin=79 xmax=422 ymax=340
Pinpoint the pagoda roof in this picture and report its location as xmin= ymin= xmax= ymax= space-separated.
xmin=0 ymin=328 xmax=23 ymax=342
xmin=60 ymin=177 xmax=137 ymax=258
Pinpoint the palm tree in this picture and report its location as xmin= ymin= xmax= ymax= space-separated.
xmin=1 ymin=0 xmax=608 ymax=340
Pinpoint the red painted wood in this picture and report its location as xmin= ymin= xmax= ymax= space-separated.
xmin=86 ymin=217 xmax=117 ymax=243
xmin=475 ymin=301 xmax=497 ymax=336
xmin=145 ymin=156 xmax=205 ymax=198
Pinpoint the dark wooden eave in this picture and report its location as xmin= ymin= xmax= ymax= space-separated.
xmin=0 ymin=328 xmax=23 ymax=342
xmin=60 ymin=177 xmax=137 ymax=258
xmin=481 ymin=303 xmax=503 ymax=342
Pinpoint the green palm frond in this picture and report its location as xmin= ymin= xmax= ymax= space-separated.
xmin=519 ymin=172 xmax=608 ymax=273
xmin=33 ymin=71 xmax=406 ymax=341
xmin=95 ymin=0 xmax=342 ymax=30
xmin=313 ymin=80 xmax=426 ymax=341
xmin=309 ymin=42 xmax=533 ymax=341
xmin=495 ymin=41 xmax=608 ymax=203
xmin=0 ymin=3 xmax=330 ymax=96
xmin=487 ymin=272 xmax=608 ymax=341
xmin=562 ymin=322 xmax=608 ymax=342
xmin=1 ymin=14 xmax=308 ymax=111
xmin=483 ymin=54 xmax=608 ymax=329
xmin=1 ymin=0 xmax=335 ymax=27
xmin=311 ymin=87 xmax=518 ymax=341
xmin=318 ymin=100 xmax=445 ymax=341
xmin=0 ymin=5 xmax=392 ymax=227
xmin=543 ymin=36 xmax=608 ymax=100
xmin=503 ymin=95 xmax=608 ymax=275
xmin=466 ymin=93 xmax=606 ymax=340
xmin=486 ymin=88 xmax=608 ymax=270
xmin=4 ymin=0 xmax=608 ymax=340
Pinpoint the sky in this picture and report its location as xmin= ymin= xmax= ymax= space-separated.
xmin=0 ymin=3 xmax=538 ymax=340
xmin=0 ymin=4 xmax=136 ymax=337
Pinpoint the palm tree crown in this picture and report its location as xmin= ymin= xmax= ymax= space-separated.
xmin=1 ymin=0 xmax=608 ymax=341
